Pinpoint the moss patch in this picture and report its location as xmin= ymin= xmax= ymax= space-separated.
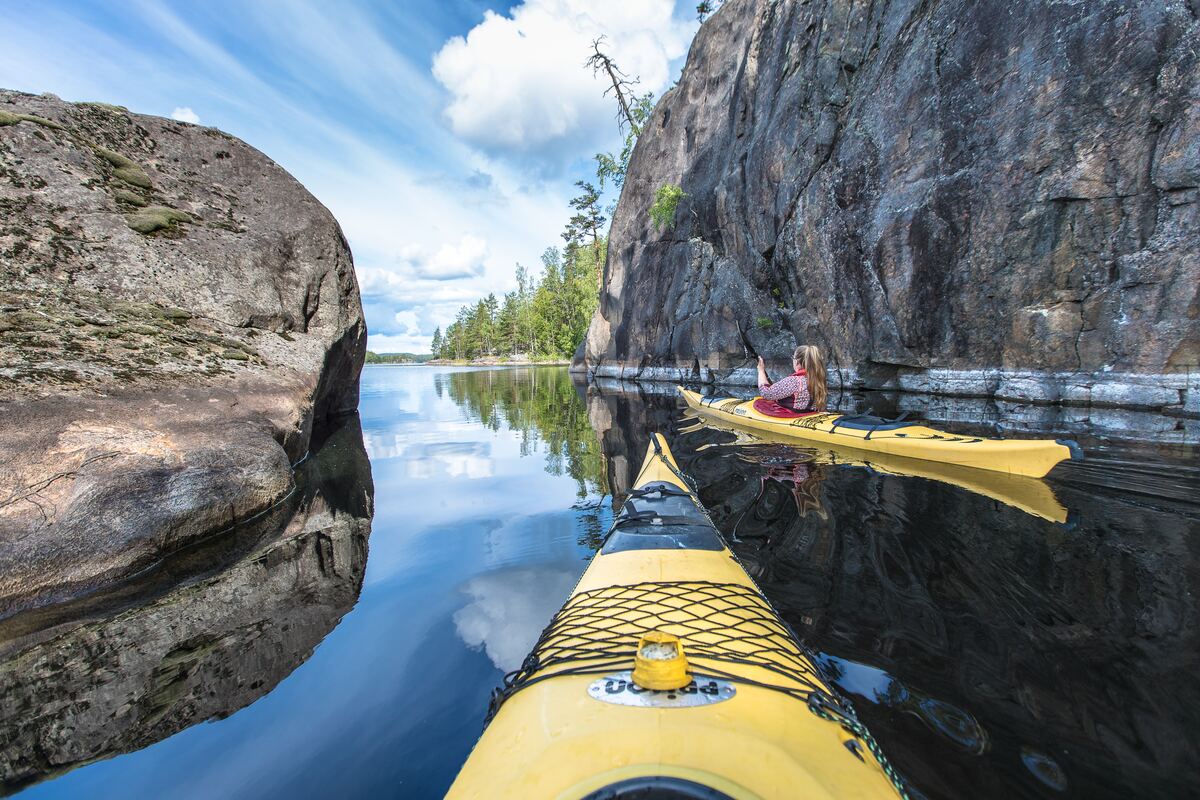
xmin=127 ymin=206 xmax=193 ymax=234
xmin=113 ymin=188 xmax=147 ymax=207
xmin=156 ymin=307 xmax=193 ymax=323
xmin=78 ymin=102 xmax=128 ymax=114
xmin=0 ymin=110 xmax=64 ymax=130
xmin=94 ymin=146 xmax=152 ymax=189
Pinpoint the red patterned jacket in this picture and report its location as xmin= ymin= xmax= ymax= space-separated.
xmin=758 ymin=369 xmax=812 ymax=411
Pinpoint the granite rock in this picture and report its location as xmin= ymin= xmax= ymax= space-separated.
xmin=0 ymin=90 xmax=366 ymax=614
xmin=578 ymin=0 xmax=1199 ymax=415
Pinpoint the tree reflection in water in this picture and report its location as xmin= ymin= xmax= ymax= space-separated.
xmin=441 ymin=367 xmax=612 ymax=551
xmin=440 ymin=368 xmax=608 ymax=500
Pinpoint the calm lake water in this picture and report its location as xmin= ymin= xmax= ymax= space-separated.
xmin=6 ymin=365 xmax=1199 ymax=799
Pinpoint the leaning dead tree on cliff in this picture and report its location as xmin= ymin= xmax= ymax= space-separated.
xmin=587 ymin=37 xmax=642 ymax=136
xmin=587 ymin=38 xmax=657 ymax=193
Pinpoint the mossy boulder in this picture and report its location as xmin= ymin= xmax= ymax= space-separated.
xmin=0 ymin=87 xmax=371 ymax=684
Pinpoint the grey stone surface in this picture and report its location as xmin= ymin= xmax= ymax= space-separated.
xmin=0 ymin=90 xmax=366 ymax=614
xmin=577 ymin=0 xmax=1199 ymax=417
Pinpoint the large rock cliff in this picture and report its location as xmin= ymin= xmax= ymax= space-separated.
xmin=578 ymin=0 xmax=1200 ymax=415
xmin=0 ymin=90 xmax=366 ymax=615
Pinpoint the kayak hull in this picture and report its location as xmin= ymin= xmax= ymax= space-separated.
xmin=679 ymin=402 xmax=1071 ymax=524
xmin=679 ymin=387 xmax=1078 ymax=478
xmin=447 ymin=435 xmax=905 ymax=800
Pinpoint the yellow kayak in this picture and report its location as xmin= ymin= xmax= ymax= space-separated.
xmin=447 ymin=435 xmax=908 ymax=800
xmin=679 ymin=387 xmax=1080 ymax=479
xmin=679 ymin=408 xmax=1072 ymax=524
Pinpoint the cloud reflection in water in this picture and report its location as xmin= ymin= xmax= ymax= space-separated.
xmin=454 ymin=566 xmax=578 ymax=672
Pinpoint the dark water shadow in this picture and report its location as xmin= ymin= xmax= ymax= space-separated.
xmin=0 ymin=415 xmax=374 ymax=795
xmin=581 ymin=377 xmax=1200 ymax=800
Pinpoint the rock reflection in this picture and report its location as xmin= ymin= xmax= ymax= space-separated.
xmin=0 ymin=415 xmax=374 ymax=795
xmin=581 ymin=378 xmax=1200 ymax=799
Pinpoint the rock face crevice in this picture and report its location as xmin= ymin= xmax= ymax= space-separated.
xmin=577 ymin=0 xmax=1199 ymax=415
xmin=0 ymin=90 xmax=367 ymax=615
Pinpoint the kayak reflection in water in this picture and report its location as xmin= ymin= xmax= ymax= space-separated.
xmin=756 ymin=345 xmax=829 ymax=414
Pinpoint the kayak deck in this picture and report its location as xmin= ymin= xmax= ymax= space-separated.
xmin=447 ymin=435 xmax=906 ymax=800
xmin=679 ymin=386 xmax=1079 ymax=478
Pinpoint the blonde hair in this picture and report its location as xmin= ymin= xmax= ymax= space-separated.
xmin=792 ymin=345 xmax=827 ymax=411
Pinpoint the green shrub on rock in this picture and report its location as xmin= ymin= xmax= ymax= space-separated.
xmin=649 ymin=183 xmax=686 ymax=231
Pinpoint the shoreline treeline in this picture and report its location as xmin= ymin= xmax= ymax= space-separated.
xmin=433 ymin=183 xmax=606 ymax=362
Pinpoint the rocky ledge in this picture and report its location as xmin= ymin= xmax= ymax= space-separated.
xmin=0 ymin=90 xmax=366 ymax=617
xmin=576 ymin=0 xmax=1199 ymax=418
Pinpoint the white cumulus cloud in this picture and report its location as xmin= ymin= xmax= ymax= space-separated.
xmin=357 ymin=233 xmax=497 ymax=350
xmin=358 ymin=235 xmax=489 ymax=302
xmin=170 ymin=105 xmax=200 ymax=124
xmin=411 ymin=234 xmax=490 ymax=281
xmin=432 ymin=0 xmax=696 ymax=165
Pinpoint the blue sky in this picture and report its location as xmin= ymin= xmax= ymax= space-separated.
xmin=0 ymin=0 xmax=699 ymax=352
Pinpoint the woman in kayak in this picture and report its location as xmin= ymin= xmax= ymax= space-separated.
xmin=756 ymin=345 xmax=828 ymax=412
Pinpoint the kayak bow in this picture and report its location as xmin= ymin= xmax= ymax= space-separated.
xmin=679 ymin=386 xmax=1080 ymax=478
xmin=447 ymin=435 xmax=907 ymax=800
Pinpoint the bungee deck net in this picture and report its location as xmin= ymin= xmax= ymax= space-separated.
xmin=486 ymin=578 xmax=911 ymax=797
xmin=482 ymin=436 xmax=912 ymax=798
xmin=488 ymin=580 xmax=828 ymax=710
